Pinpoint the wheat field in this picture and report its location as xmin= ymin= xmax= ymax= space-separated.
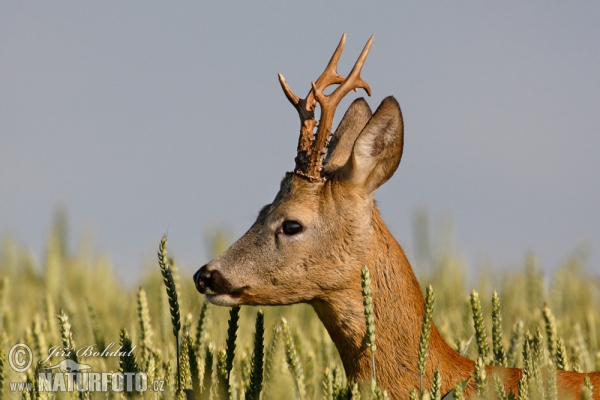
xmin=0 ymin=212 xmax=598 ymax=399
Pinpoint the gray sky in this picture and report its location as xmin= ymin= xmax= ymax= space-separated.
xmin=1 ymin=3 xmax=599 ymax=285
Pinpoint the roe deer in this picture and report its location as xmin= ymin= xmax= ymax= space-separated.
xmin=193 ymin=35 xmax=599 ymax=399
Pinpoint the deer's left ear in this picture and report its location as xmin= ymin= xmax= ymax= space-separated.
xmin=341 ymin=96 xmax=404 ymax=194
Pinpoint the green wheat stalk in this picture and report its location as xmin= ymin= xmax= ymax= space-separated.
xmin=372 ymin=379 xmax=389 ymax=400
xmin=491 ymin=290 xmax=507 ymax=366
xmin=493 ymin=373 xmax=508 ymax=400
xmin=409 ymin=389 xmax=419 ymax=400
xmin=556 ymin=336 xmax=568 ymax=370
xmin=450 ymin=381 xmax=466 ymax=400
xmin=331 ymin=366 xmax=343 ymax=398
xmin=137 ymin=287 xmax=155 ymax=361
xmin=195 ymin=300 xmax=210 ymax=352
xmin=542 ymin=303 xmax=558 ymax=365
xmin=246 ymin=310 xmax=265 ymax=400
xmin=119 ymin=327 xmax=139 ymax=374
xmin=169 ymin=256 xmax=182 ymax=310
xmin=349 ymin=382 xmax=360 ymax=399
xmin=322 ymin=368 xmax=333 ymax=400
xmin=56 ymin=308 xmax=78 ymax=363
xmin=418 ymin=284 xmax=435 ymax=393
xmin=179 ymin=333 xmax=192 ymax=393
xmin=216 ymin=348 xmax=229 ymax=399
xmin=545 ymin=360 xmax=558 ymax=400
xmin=145 ymin=355 xmax=157 ymax=395
xmin=519 ymin=334 xmax=532 ymax=400
xmin=262 ymin=320 xmax=282 ymax=397
xmin=470 ymin=290 xmax=490 ymax=361
xmin=187 ymin=333 xmax=201 ymax=396
xmin=582 ymin=375 xmax=594 ymax=400
xmin=119 ymin=327 xmax=139 ymax=398
xmin=158 ymin=235 xmax=181 ymax=393
xmin=226 ymin=306 xmax=240 ymax=380
xmin=522 ymin=332 xmax=533 ymax=376
xmin=526 ymin=329 xmax=545 ymax=400
xmin=201 ymin=343 xmax=214 ymax=399
xmin=431 ymin=368 xmax=442 ymax=400
xmin=158 ymin=236 xmax=181 ymax=336
xmin=507 ymin=320 xmax=524 ymax=368
xmin=281 ymin=317 xmax=305 ymax=399
xmin=361 ymin=265 xmax=377 ymax=384
xmin=474 ymin=356 xmax=488 ymax=398
xmin=533 ymin=326 xmax=545 ymax=363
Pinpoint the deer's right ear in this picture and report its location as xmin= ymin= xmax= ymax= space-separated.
xmin=340 ymin=96 xmax=404 ymax=194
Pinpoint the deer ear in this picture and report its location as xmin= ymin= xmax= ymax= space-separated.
xmin=324 ymin=98 xmax=372 ymax=172
xmin=341 ymin=96 xmax=404 ymax=193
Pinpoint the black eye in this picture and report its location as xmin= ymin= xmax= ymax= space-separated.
xmin=281 ymin=220 xmax=303 ymax=235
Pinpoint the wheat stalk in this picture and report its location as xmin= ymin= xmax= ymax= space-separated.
xmin=282 ymin=317 xmax=305 ymax=399
xmin=246 ymin=310 xmax=265 ymax=400
xmin=157 ymin=235 xmax=182 ymax=394
xmin=491 ymin=291 xmax=507 ymax=367
xmin=418 ymin=284 xmax=435 ymax=393
xmin=361 ymin=265 xmax=377 ymax=384
xmin=474 ymin=356 xmax=488 ymax=398
xmin=56 ymin=308 xmax=77 ymax=363
xmin=470 ymin=290 xmax=490 ymax=361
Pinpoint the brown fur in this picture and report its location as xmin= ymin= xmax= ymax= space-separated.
xmin=195 ymin=93 xmax=600 ymax=398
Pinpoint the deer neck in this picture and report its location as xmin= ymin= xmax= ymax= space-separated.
xmin=311 ymin=206 xmax=474 ymax=397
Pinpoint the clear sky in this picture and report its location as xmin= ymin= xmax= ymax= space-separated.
xmin=1 ymin=3 xmax=599 ymax=284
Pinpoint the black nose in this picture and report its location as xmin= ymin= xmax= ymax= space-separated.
xmin=193 ymin=264 xmax=212 ymax=293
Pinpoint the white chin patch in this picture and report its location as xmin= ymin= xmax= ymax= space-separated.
xmin=205 ymin=294 xmax=240 ymax=307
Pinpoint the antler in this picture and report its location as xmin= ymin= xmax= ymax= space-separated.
xmin=278 ymin=34 xmax=373 ymax=181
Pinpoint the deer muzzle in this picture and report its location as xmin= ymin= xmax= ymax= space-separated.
xmin=193 ymin=264 xmax=246 ymax=304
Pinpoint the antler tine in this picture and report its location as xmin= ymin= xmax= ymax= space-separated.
xmin=278 ymin=73 xmax=300 ymax=107
xmin=305 ymin=34 xmax=347 ymax=109
xmin=316 ymin=33 xmax=347 ymax=87
xmin=313 ymin=35 xmax=374 ymax=107
xmin=341 ymin=34 xmax=373 ymax=96
xmin=278 ymin=34 xmax=347 ymax=112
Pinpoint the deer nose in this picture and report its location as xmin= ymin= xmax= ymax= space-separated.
xmin=194 ymin=265 xmax=212 ymax=293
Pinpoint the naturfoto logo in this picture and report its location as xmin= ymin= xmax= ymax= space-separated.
xmin=8 ymin=343 xmax=164 ymax=394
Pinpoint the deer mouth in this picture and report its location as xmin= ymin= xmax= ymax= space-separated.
xmin=203 ymin=286 xmax=249 ymax=306
xmin=204 ymin=292 xmax=239 ymax=306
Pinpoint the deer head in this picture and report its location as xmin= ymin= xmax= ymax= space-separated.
xmin=192 ymin=35 xmax=600 ymax=398
xmin=193 ymin=34 xmax=403 ymax=308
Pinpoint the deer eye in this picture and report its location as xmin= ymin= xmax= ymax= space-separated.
xmin=281 ymin=220 xmax=303 ymax=235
